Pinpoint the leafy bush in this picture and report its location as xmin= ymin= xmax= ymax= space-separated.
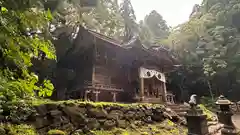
xmin=0 ymin=98 xmax=35 ymax=123
xmin=200 ymin=96 xmax=218 ymax=112
xmin=0 ymin=1 xmax=55 ymax=102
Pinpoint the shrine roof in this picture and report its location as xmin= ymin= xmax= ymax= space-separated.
xmin=87 ymin=29 xmax=123 ymax=47
xmin=86 ymin=28 xmax=180 ymax=65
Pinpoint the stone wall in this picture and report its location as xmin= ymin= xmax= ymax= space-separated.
xmin=27 ymin=102 xmax=184 ymax=135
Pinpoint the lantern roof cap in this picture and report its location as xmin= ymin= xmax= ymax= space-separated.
xmin=215 ymin=95 xmax=233 ymax=105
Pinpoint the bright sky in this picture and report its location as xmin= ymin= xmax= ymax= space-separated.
xmin=130 ymin=0 xmax=203 ymax=27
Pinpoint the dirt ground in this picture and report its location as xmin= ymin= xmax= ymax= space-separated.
xmin=233 ymin=114 xmax=240 ymax=129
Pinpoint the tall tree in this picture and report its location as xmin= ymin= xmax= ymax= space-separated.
xmin=167 ymin=0 xmax=240 ymax=101
xmin=144 ymin=10 xmax=170 ymax=42
xmin=120 ymin=0 xmax=139 ymax=41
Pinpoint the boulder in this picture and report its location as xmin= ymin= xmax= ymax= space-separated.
xmin=46 ymin=103 xmax=59 ymax=111
xmin=49 ymin=110 xmax=62 ymax=117
xmin=62 ymin=106 xmax=87 ymax=127
xmin=87 ymin=118 xmax=100 ymax=130
xmin=108 ymin=110 xmax=124 ymax=120
xmin=72 ymin=129 xmax=84 ymax=135
xmin=144 ymin=116 xmax=153 ymax=124
xmin=103 ymin=119 xmax=116 ymax=129
xmin=117 ymin=120 xmax=129 ymax=129
xmin=152 ymin=108 xmax=164 ymax=121
xmin=88 ymin=108 xmax=107 ymax=118
xmin=134 ymin=120 xmax=145 ymax=127
xmin=124 ymin=111 xmax=136 ymax=120
xmin=34 ymin=116 xmax=51 ymax=129
xmin=35 ymin=104 xmax=48 ymax=116
xmin=135 ymin=110 xmax=145 ymax=120
xmin=144 ymin=109 xmax=153 ymax=116
xmin=98 ymin=119 xmax=106 ymax=125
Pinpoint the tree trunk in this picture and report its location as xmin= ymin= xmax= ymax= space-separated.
xmin=207 ymin=80 xmax=214 ymax=101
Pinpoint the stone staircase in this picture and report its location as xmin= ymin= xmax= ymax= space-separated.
xmin=166 ymin=104 xmax=224 ymax=135
xmin=166 ymin=103 xmax=190 ymax=117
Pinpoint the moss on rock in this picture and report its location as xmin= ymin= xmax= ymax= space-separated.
xmin=47 ymin=129 xmax=66 ymax=135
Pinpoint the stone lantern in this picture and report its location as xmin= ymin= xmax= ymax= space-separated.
xmin=215 ymin=95 xmax=238 ymax=135
xmin=185 ymin=94 xmax=209 ymax=135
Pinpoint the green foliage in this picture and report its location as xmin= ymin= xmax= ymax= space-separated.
xmin=144 ymin=10 xmax=170 ymax=41
xmin=47 ymin=129 xmax=66 ymax=135
xmin=0 ymin=0 xmax=56 ymax=101
xmin=0 ymin=98 xmax=35 ymax=123
xmin=200 ymin=96 xmax=218 ymax=111
xmin=167 ymin=0 xmax=240 ymax=100
xmin=199 ymin=104 xmax=216 ymax=121
xmin=1 ymin=124 xmax=37 ymax=135
xmin=120 ymin=0 xmax=139 ymax=41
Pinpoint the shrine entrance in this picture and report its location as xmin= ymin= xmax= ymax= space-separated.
xmin=143 ymin=77 xmax=163 ymax=99
xmin=137 ymin=67 xmax=168 ymax=103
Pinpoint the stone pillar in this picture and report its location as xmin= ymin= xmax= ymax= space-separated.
xmin=216 ymin=95 xmax=238 ymax=135
xmin=186 ymin=114 xmax=209 ymax=135
xmin=111 ymin=92 xmax=117 ymax=102
xmin=185 ymin=94 xmax=209 ymax=135
xmin=93 ymin=91 xmax=101 ymax=102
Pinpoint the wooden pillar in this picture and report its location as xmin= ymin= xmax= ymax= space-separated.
xmin=111 ymin=92 xmax=117 ymax=102
xmin=92 ymin=36 xmax=97 ymax=82
xmin=93 ymin=91 xmax=101 ymax=102
xmin=140 ymin=77 xmax=144 ymax=101
xmin=162 ymin=82 xmax=167 ymax=102
xmin=84 ymin=90 xmax=91 ymax=101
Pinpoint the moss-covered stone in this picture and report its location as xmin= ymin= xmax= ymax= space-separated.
xmin=47 ymin=129 xmax=66 ymax=135
xmin=3 ymin=124 xmax=37 ymax=135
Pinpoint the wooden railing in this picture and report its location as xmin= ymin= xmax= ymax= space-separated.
xmin=83 ymin=81 xmax=124 ymax=92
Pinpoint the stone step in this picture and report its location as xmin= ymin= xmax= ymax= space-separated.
xmin=167 ymin=105 xmax=190 ymax=109
xmin=171 ymin=109 xmax=188 ymax=113
xmin=169 ymin=106 xmax=189 ymax=109
xmin=167 ymin=104 xmax=189 ymax=107
xmin=177 ymin=112 xmax=187 ymax=117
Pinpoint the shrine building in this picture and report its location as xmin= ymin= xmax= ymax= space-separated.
xmin=55 ymin=26 xmax=179 ymax=104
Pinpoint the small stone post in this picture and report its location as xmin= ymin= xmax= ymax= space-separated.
xmin=215 ymin=95 xmax=238 ymax=135
xmin=185 ymin=94 xmax=209 ymax=135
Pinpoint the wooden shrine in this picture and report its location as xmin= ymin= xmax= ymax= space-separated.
xmin=56 ymin=26 xmax=179 ymax=104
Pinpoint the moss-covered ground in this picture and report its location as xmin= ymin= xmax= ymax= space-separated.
xmin=91 ymin=119 xmax=187 ymax=135
xmin=0 ymin=99 xmax=190 ymax=135
xmin=0 ymin=120 xmax=186 ymax=135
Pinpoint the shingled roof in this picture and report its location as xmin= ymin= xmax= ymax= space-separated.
xmin=64 ymin=26 xmax=180 ymax=66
